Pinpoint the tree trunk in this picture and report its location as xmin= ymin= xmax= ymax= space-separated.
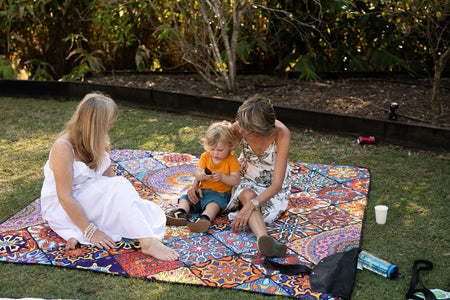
xmin=431 ymin=69 xmax=441 ymax=116
xmin=431 ymin=46 xmax=450 ymax=120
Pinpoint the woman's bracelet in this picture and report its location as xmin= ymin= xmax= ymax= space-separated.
xmin=84 ymin=222 xmax=97 ymax=242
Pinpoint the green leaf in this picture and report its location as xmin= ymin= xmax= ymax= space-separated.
xmin=370 ymin=49 xmax=406 ymax=70
xmin=0 ymin=57 xmax=15 ymax=79
xmin=348 ymin=55 xmax=372 ymax=71
xmin=59 ymin=64 xmax=90 ymax=81
xmin=24 ymin=59 xmax=54 ymax=80
xmin=292 ymin=55 xmax=320 ymax=81
xmin=236 ymin=40 xmax=251 ymax=63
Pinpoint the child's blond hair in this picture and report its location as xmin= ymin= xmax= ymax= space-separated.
xmin=203 ymin=121 xmax=238 ymax=154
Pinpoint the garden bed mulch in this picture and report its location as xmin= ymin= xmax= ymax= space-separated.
xmin=88 ymin=73 xmax=450 ymax=128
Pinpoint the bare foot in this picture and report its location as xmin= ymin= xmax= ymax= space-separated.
xmin=66 ymin=237 xmax=79 ymax=250
xmin=139 ymin=237 xmax=180 ymax=261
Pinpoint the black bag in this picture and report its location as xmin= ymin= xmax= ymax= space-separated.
xmin=265 ymin=247 xmax=361 ymax=299
xmin=405 ymin=260 xmax=437 ymax=300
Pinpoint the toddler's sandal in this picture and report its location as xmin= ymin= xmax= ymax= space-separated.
xmin=188 ymin=216 xmax=211 ymax=233
xmin=166 ymin=208 xmax=188 ymax=226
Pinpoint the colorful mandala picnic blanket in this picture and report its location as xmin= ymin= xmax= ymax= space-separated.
xmin=0 ymin=149 xmax=370 ymax=299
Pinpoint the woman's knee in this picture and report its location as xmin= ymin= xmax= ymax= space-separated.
xmin=239 ymin=189 xmax=257 ymax=203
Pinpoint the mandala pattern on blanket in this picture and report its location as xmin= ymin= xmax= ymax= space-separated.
xmin=0 ymin=149 xmax=370 ymax=299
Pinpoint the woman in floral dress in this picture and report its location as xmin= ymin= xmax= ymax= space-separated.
xmin=225 ymin=96 xmax=291 ymax=257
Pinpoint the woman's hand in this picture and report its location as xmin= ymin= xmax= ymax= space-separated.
xmin=231 ymin=202 xmax=254 ymax=232
xmin=90 ymin=229 xmax=116 ymax=250
xmin=102 ymin=166 xmax=116 ymax=177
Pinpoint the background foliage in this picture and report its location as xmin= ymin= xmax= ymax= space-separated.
xmin=0 ymin=0 xmax=448 ymax=115
xmin=1 ymin=0 xmax=448 ymax=80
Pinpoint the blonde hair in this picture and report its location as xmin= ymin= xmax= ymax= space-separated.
xmin=203 ymin=121 xmax=238 ymax=154
xmin=236 ymin=95 xmax=276 ymax=136
xmin=61 ymin=92 xmax=118 ymax=170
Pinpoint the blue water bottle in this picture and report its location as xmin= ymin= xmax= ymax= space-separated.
xmin=357 ymin=250 xmax=400 ymax=279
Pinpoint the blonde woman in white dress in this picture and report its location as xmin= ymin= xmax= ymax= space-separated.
xmin=225 ymin=96 xmax=291 ymax=257
xmin=40 ymin=92 xmax=179 ymax=261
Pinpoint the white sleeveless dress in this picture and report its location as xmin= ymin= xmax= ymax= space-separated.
xmin=40 ymin=140 xmax=166 ymax=244
xmin=225 ymin=138 xmax=291 ymax=223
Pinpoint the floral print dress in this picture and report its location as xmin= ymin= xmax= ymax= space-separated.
xmin=225 ymin=137 xmax=291 ymax=223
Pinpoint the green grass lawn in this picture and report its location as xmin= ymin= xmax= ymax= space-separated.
xmin=1 ymin=97 xmax=448 ymax=299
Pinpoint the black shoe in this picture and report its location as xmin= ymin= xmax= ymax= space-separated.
xmin=166 ymin=208 xmax=188 ymax=226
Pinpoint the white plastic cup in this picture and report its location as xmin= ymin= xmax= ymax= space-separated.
xmin=375 ymin=205 xmax=388 ymax=224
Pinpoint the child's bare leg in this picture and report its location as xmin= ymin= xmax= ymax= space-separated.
xmin=139 ymin=237 xmax=179 ymax=261
xmin=66 ymin=237 xmax=79 ymax=250
xmin=202 ymin=202 xmax=221 ymax=221
xmin=177 ymin=199 xmax=191 ymax=214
